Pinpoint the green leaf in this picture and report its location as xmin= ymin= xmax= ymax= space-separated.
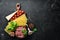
xmin=8 ymin=27 xmax=14 ymax=30
xmin=33 ymin=28 xmax=37 ymax=32
xmin=22 ymin=29 xmax=27 ymax=36
xmin=8 ymin=21 xmax=17 ymax=31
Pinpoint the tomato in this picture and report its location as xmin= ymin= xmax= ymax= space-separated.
xmin=21 ymin=11 xmax=24 ymax=13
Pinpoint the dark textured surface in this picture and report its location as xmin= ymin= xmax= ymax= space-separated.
xmin=0 ymin=0 xmax=60 ymax=40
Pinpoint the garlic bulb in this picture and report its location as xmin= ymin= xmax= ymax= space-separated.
xmin=28 ymin=28 xmax=33 ymax=35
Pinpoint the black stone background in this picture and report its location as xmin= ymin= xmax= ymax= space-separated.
xmin=0 ymin=0 xmax=60 ymax=40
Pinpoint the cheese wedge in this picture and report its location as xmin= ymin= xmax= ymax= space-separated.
xmin=13 ymin=14 xmax=28 ymax=26
xmin=4 ymin=22 xmax=12 ymax=35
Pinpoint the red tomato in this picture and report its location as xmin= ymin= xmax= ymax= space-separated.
xmin=21 ymin=11 xmax=24 ymax=13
